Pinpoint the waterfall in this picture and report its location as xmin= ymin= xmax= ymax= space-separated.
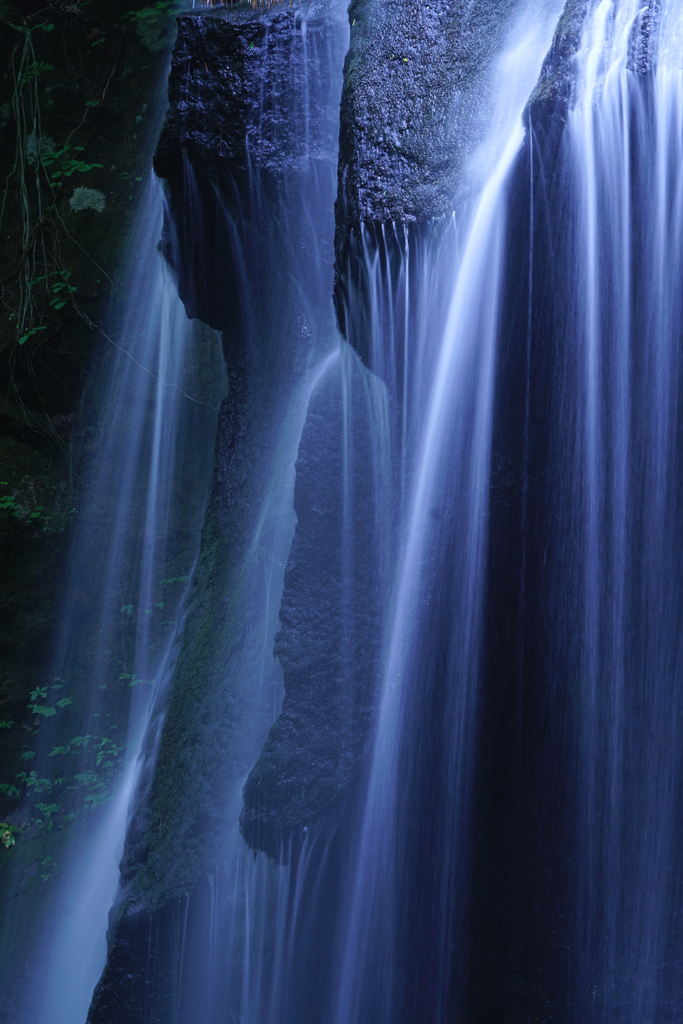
xmin=327 ymin=9 xmax=567 ymax=1023
xmin=7 ymin=0 xmax=683 ymax=1020
xmin=0 ymin=172 xmax=225 ymax=1022
xmin=562 ymin=1 xmax=683 ymax=1019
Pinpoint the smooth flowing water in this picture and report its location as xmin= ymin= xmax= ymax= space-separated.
xmin=39 ymin=187 xmax=223 ymax=1024
xmin=562 ymin=1 xmax=683 ymax=1019
xmin=0 ymin=170 xmax=225 ymax=1021
xmin=9 ymin=0 xmax=683 ymax=1019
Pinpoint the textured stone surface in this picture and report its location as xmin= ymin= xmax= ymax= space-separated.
xmin=89 ymin=4 xmax=348 ymax=1015
xmin=240 ymin=352 xmax=390 ymax=856
xmin=155 ymin=5 xmax=343 ymax=334
xmin=526 ymin=0 xmax=658 ymax=128
xmin=336 ymin=0 xmax=521 ymax=229
xmin=524 ymin=0 xmax=586 ymax=123
xmin=333 ymin=0 xmax=538 ymax=361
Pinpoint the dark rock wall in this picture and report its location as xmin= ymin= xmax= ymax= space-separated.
xmin=240 ymin=350 xmax=391 ymax=856
xmin=333 ymin=0 xmax=541 ymax=370
xmin=89 ymin=5 xmax=350 ymax=1017
xmin=154 ymin=5 xmax=343 ymax=337
xmin=115 ymin=0 xmax=347 ymax=907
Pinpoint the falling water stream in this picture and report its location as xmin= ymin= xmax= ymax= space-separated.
xmin=6 ymin=0 xmax=683 ymax=1020
xmin=562 ymin=1 xmax=683 ymax=1019
xmin=27 ymin=181 xmax=225 ymax=1024
xmin=0 ymin=148 xmax=225 ymax=1017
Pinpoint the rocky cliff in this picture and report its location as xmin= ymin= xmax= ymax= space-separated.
xmin=333 ymin=0 xmax=539 ymax=369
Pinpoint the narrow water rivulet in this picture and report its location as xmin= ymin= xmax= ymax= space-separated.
xmin=5 ymin=0 xmax=683 ymax=1021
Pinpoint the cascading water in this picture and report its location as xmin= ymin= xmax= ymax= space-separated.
xmin=0 ymin=164 xmax=224 ymax=1021
xmin=558 ymin=1 xmax=683 ymax=1019
xmin=9 ymin=0 xmax=683 ymax=1020
xmin=326 ymin=9 xmax=568 ymax=1023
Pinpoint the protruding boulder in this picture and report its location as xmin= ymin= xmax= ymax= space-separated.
xmin=333 ymin=0 xmax=544 ymax=370
xmin=240 ymin=352 xmax=390 ymax=857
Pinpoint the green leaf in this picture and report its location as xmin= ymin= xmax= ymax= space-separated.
xmin=19 ymin=751 xmax=35 ymax=761
xmin=32 ymin=706 xmax=57 ymax=717
xmin=55 ymin=697 xmax=72 ymax=708
xmin=69 ymin=735 xmax=94 ymax=748
xmin=17 ymin=326 xmax=48 ymax=345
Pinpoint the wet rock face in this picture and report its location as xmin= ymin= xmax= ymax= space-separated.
xmin=240 ymin=353 xmax=390 ymax=856
xmin=155 ymin=7 xmax=329 ymax=188
xmin=103 ymin=1 xmax=348 ymax=911
xmin=154 ymin=6 xmax=341 ymax=335
xmin=524 ymin=0 xmax=587 ymax=125
xmin=89 ymin=6 xmax=351 ymax=1014
xmin=333 ymin=0 xmax=534 ymax=365
xmin=336 ymin=0 xmax=504 ymax=227
xmin=526 ymin=0 xmax=657 ymax=134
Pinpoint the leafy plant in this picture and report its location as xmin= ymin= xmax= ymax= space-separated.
xmin=38 ymin=855 xmax=57 ymax=880
xmin=127 ymin=2 xmax=181 ymax=52
xmin=0 ymin=483 xmax=43 ymax=518
xmin=30 ymin=700 xmax=71 ymax=716
xmin=0 ymin=823 xmax=20 ymax=849
xmin=19 ymin=61 xmax=53 ymax=87
xmin=0 ymin=484 xmax=47 ymax=522
xmin=119 ymin=673 xmax=154 ymax=687
xmin=95 ymin=737 xmax=123 ymax=767
xmin=49 ymin=734 xmax=94 ymax=756
xmin=35 ymin=803 xmax=59 ymax=832
xmin=40 ymin=144 xmax=103 ymax=184
xmin=16 ymin=325 xmax=48 ymax=346
xmin=16 ymin=771 xmax=55 ymax=794
xmin=28 ymin=685 xmax=72 ymax=716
